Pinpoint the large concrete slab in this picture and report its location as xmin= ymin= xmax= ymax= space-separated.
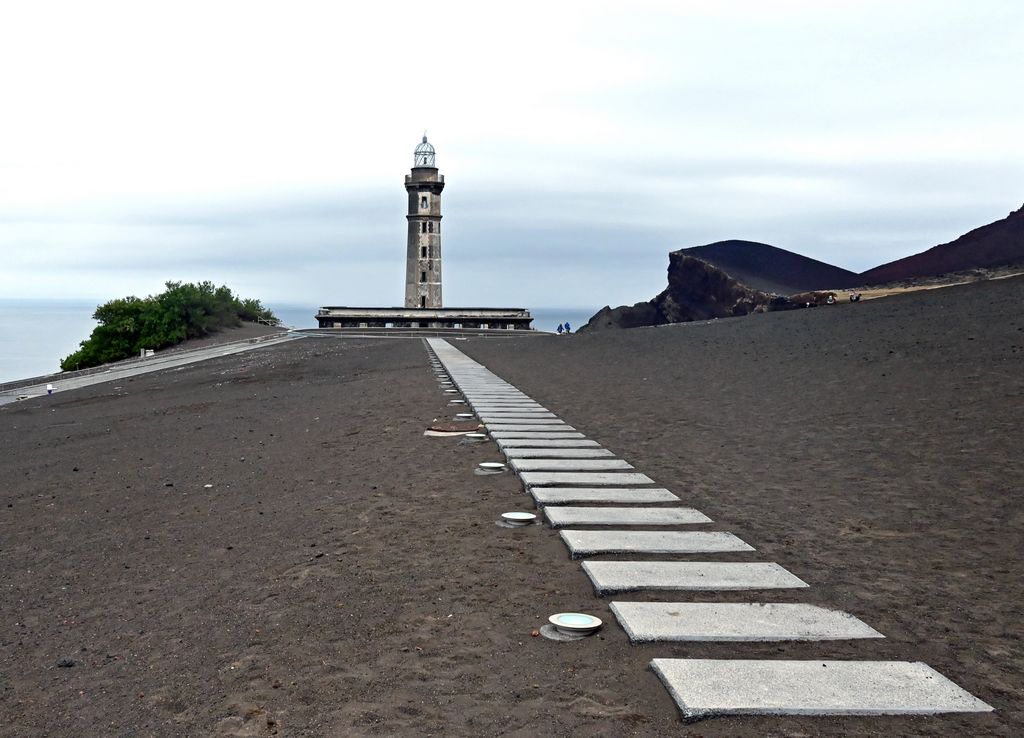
xmin=484 ymin=417 xmax=565 ymax=425
xmin=610 ymin=602 xmax=884 ymax=643
xmin=477 ymin=407 xmax=552 ymax=413
xmin=479 ymin=413 xmax=559 ymax=420
xmin=491 ymin=431 xmax=587 ymax=440
xmin=464 ymin=393 xmax=527 ymax=398
xmin=472 ymin=405 xmax=547 ymax=411
xmin=495 ymin=437 xmax=598 ymax=448
xmin=530 ymin=487 xmax=680 ymax=505
xmin=545 ymin=506 xmax=711 ymax=526
xmin=485 ymin=424 xmax=577 ymax=432
xmin=465 ymin=394 xmax=529 ymax=398
xmin=581 ymin=561 xmax=809 ymax=595
xmin=503 ymin=448 xmax=614 ymax=459
xmin=467 ymin=398 xmax=530 ymax=403
xmin=650 ymin=659 xmax=993 ymax=719
xmin=520 ymin=471 xmax=655 ymax=487
xmin=561 ymin=530 xmax=752 ymax=558
xmin=463 ymin=391 xmax=525 ymax=395
xmin=511 ymin=458 xmax=634 ymax=472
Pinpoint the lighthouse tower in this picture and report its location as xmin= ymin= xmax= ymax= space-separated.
xmin=404 ymin=136 xmax=445 ymax=309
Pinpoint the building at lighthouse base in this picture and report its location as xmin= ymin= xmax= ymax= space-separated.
xmin=314 ymin=306 xmax=533 ymax=330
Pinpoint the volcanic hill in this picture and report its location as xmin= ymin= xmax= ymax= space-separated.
xmin=860 ymin=203 xmax=1024 ymax=284
xmin=682 ymin=239 xmax=860 ymax=294
xmin=583 ymin=252 xmax=804 ymax=330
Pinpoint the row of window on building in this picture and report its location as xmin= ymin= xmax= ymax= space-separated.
xmin=337 ymin=321 xmax=519 ymax=330
xmin=419 ymin=221 xmax=437 ymax=233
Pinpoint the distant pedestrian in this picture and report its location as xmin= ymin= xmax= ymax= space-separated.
xmin=564 ymin=322 xmax=572 ymax=334
xmin=556 ymin=323 xmax=564 ymax=334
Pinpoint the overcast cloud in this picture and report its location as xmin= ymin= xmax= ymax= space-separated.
xmin=1 ymin=0 xmax=1022 ymax=309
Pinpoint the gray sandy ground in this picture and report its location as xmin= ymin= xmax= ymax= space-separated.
xmin=2 ymin=276 xmax=1022 ymax=735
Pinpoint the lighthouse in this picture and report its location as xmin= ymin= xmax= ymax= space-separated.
xmin=404 ymin=136 xmax=445 ymax=309
xmin=314 ymin=135 xmax=532 ymax=331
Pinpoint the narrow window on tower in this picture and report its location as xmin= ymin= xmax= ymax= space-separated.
xmin=427 ymin=222 xmax=433 ymax=233
xmin=420 ymin=296 xmax=426 ymax=308
xmin=420 ymin=196 xmax=427 ymax=209
xmin=421 ymin=222 xmax=427 ymax=233
xmin=421 ymin=246 xmax=427 ymax=258
xmin=420 ymin=271 xmax=426 ymax=283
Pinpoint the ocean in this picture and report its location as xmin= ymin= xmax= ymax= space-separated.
xmin=0 ymin=301 xmax=598 ymax=384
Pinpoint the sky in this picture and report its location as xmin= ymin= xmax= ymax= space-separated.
xmin=1 ymin=0 xmax=1022 ymax=310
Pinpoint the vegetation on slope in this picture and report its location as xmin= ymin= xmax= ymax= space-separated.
xmin=60 ymin=281 xmax=278 ymax=371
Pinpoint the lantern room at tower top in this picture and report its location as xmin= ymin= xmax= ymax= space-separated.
xmin=314 ymin=136 xmax=534 ymax=332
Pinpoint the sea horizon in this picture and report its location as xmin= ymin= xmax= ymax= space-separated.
xmin=0 ymin=299 xmax=598 ymax=384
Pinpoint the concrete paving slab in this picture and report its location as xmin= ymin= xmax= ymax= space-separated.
xmin=610 ymin=603 xmax=884 ymax=643
xmin=472 ymin=405 xmax=547 ymax=411
xmin=484 ymin=417 xmax=566 ymax=425
xmin=545 ymin=506 xmax=711 ymax=526
xmin=485 ymin=424 xmax=577 ymax=432
xmin=464 ymin=393 xmax=527 ymax=398
xmin=495 ymin=438 xmax=598 ymax=448
xmin=479 ymin=413 xmax=559 ymax=420
xmin=511 ymin=458 xmax=634 ymax=472
xmin=503 ymin=448 xmax=614 ymax=459
xmin=561 ymin=530 xmax=753 ymax=558
xmin=581 ymin=561 xmax=809 ymax=595
xmin=467 ymin=398 xmax=530 ymax=402
xmin=465 ymin=393 xmax=528 ymax=398
xmin=490 ymin=432 xmax=586 ymax=440
xmin=520 ymin=471 xmax=655 ymax=487
xmin=649 ymin=659 xmax=993 ymax=719
xmin=477 ymin=407 xmax=552 ymax=413
xmin=530 ymin=487 xmax=680 ymax=505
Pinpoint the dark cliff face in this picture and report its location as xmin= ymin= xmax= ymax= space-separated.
xmin=583 ymin=253 xmax=804 ymax=331
xmin=860 ymin=204 xmax=1024 ymax=284
xmin=683 ymin=239 xmax=860 ymax=293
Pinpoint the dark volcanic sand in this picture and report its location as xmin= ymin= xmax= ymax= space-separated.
xmin=1 ymin=277 xmax=1021 ymax=736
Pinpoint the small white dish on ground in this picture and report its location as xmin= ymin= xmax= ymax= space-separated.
xmin=478 ymin=462 xmax=506 ymax=471
xmin=500 ymin=512 xmax=537 ymax=526
xmin=549 ymin=612 xmax=603 ymax=636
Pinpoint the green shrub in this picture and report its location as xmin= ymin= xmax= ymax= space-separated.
xmin=60 ymin=281 xmax=278 ymax=371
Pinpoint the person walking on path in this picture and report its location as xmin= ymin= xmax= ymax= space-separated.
xmin=564 ymin=321 xmax=572 ymax=334
xmin=556 ymin=323 xmax=564 ymax=334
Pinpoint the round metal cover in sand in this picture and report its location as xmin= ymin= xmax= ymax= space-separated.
xmin=444 ymin=389 xmax=459 ymax=393
xmin=478 ymin=462 xmax=506 ymax=471
xmin=449 ymin=399 xmax=467 ymax=404
xmin=501 ymin=512 xmax=536 ymax=526
xmin=455 ymin=412 xmax=475 ymax=419
xmin=549 ymin=613 xmax=602 ymax=635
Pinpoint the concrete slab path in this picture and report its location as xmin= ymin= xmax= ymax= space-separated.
xmin=545 ymin=506 xmax=711 ymax=526
xmin=502 ymin=448 xmax=615 ymax=459
xmin=485 ymin=424 xmax=578 ymax=432
xmin=511 ymin=458 xmax=635 ymax=472
xmin=490 ymin=432 xmax=587 ymax=440
xmin=530 ymin=487 xmax=680 ymax=505
xmin=610 ymin=602 xmax=885 ymax=642
xmin=495 ymin=438 xmax=600 ymax=449
xmin=650 ymin=659 xmax=993 ymax=719
xmin=561 ymin=530 xmax=753 ymax=558
xmin=582 ymin=561 xmax=809 ymax=595
xmin=520 ymin=471 xmax=655 ymax=487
